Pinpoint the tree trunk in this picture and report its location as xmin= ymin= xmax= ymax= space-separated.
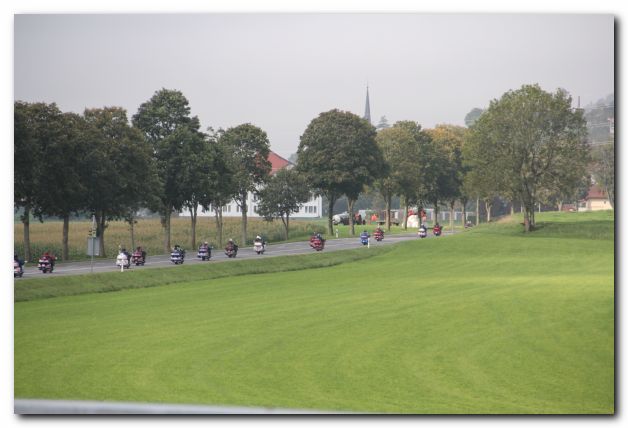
xmin=214 ymin=207 xmax=224 ymax=248
xmin=510 ymin=200 xmax=515 ymax=215
xmin=62 ymin=214 xmax=70 ymax=261
xmin=348 ymin=198 xmax=355 ymax=236
xmin=485 ymin=199 xmax=492 ymax=223
xmin=327 ymin=196 xmax=335 ymax=235
xmin=523 ymin=208 xmax=531 ymax=232
xmin=162 ymin=207 xmax=171 ymax=253
xmin=476 ymin=197 xmax=480 ymax=225
xmin=449 ymin=200 xmax=455 ymax=233
xmin=240 ymin=192 xmax=248 ymax=246
xmin=433 ymin=200 xmax=439 ymax=226
xmin=97 ymin=211 xmax=107 ymax=257
xmin=385 ymin=194 xmax=392 ymax=232
xmin=190 ymin=204 xmax=197 ymax=250
xmin=403 ymin=201 xmax=409 ymax=230
xmin=129 ymin=216 xmax=135 ymax=251
xmin=522 ymin=198 xmax=535 ymax=232
xmin=558 ymin=201 xmax=563 ymax=212
xmin=461 ymin=198 xmax=467 ymax=226
xmin=22 ymin=205 xmax=31 ymax=261
xmin=284 ymin=214 xmax=290 ymax=240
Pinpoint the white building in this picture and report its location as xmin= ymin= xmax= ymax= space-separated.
xmin=180 ymin=151 xmax=322 ymax=218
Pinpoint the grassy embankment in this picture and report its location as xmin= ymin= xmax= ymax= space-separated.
xmin=14 ymin=210 xmax=614 ymax=413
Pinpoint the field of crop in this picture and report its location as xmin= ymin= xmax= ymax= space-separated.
xmin=14 ymin=211 xmax=614 ymax=413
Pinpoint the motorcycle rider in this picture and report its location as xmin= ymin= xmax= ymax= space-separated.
xmin=135 ymin=246 xmax=147 ymax=262
xmin=254 ymin=235 xmax=265 ymax=248
xmin=225 ymin=239 xmax=238 ymax=253
xmin=360 ymin=230 xmax=370 ymax=240
xmin=198 ymin=241 xmax=211 ymax=257
xmin=42 ymin=251 xmax=56 ymax=270
xmin=434 ymin=222 xmax=442 ymax=235
xmin=14 ymin=253 xmax=25 ymax=274
xmin=310 ymin=232 xmax=325 ymax=248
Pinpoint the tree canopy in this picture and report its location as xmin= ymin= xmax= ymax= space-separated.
xmin=219 ymin=123 xmax=272 ymax=244
xmin=257 ymin=168 xmax=311 ymax=239
xmin=464 ymin=84 xmax=589 ymax=231
xmin=297 ymin=109 xmax=386 ymax=234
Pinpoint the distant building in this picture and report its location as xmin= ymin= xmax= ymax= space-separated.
xmin=179 ymin=151 xmax=322 ymax=218
xmin=580 ymin=184 xmax=613 ymax=211
xmin=363 ymin=85 xmax=371 ymax=124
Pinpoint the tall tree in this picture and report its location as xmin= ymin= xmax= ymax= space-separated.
xmin=178 ymin=128 xmax=216 ymax=250
xmin=132 ymin=88 xmax=200 ymax=252
xmin=297 ymin=109 xmax=385 ymax=235
xmin=427 ymin=125 xmax=468 ymax=231
xmin=219 ymin=124 xmax=272 ymax=245
xmin=34 ymin=112 xmax=88 ymax=260
xmin=14 ymin=101 xmax=48 ymax=260
xmin=465 ymin=85 xmax=589 ymax=231
xmin=374 ymin=123 xmax=424 ymax=231
xmin=257 ymin=168 xmax=311 ymax=240
xmin=464 ymin=108 xmax=484 ymax=127
xmin=591 ymin=141 xmax=614 ymax=209
xmin=83 ymin=107 xmax=157 ymax=256
xmin=376 ymin=116 xmax=391 ymax=130
xmin=209 ymin=133 xmax=239 ymax=248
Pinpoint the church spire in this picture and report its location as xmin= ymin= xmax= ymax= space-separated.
xmin=363 ymin=85 xmax=371 ymax=124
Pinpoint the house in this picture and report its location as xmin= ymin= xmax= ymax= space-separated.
xmin=580 ymin=184 xmax=613 ymax=211
xmin=179 ymin=151 xmax=322 ymax=218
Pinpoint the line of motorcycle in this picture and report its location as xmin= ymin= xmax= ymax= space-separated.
xmin=17 ymin=232 xmax=433 ymax=278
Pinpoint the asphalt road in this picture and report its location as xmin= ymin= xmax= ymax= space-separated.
xmin=17 ymin=231 xmax=449 ymax=279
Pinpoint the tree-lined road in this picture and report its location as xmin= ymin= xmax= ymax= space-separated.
xmin=18 ymin=231 xmax=449 ymax=279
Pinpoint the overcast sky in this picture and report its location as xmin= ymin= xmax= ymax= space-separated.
xmin=14 ymin=13 xmax=614 ymax=158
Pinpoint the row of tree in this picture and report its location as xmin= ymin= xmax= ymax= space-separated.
xmin=15 ymin=84 xmax=598 ymax=260
xmin=15 ymin=89 xmax=284 ymax=260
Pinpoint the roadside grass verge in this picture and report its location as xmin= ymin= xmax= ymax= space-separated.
xmin=467 ymin=210 xmax=614 ymax=240
xmin=14 ymin=245 xmax=394 ymax=302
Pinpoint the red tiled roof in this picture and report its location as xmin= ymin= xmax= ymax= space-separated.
xmin=585 ymin=184 xmax=608 ymax=200
xmin=268 ymin=151 xmax=293 ymax=175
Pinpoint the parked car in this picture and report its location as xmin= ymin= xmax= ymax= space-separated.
xmin=332 ymin=212 xmax=350 ymax=225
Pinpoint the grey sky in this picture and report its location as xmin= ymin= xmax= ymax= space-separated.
xmin=14 ymin=13 xmax=614 ymax=158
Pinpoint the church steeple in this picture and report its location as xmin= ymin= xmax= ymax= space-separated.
xmin=363 ymin=85 xmax=371 ymax=124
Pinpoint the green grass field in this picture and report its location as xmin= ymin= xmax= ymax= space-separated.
xmin=14 ymin=211 xmax=614 ymax=413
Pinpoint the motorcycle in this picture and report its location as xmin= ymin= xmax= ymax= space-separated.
xmin=38 ymin=257 xmax=53 ymax=273
xmin=253 ymin=241 xmax=265 ymax=255
xmin=14 ymin=260 xmax=24 ymax=278
xmin=197 ymin=246 xmax=211 ymax=261
xmin=433 ymin=226 xmax=442 ymax=237
xmin=170 ymin=249 xmax=185 ymax=264
xmin=360 ymin=234 xmax=369 ymax=246
xmin=225 ymin=246 xmax=238 ymax=258
xmin=116 ymin=252 xmax=131 ymax=270
xmin=374 ymin=230 xmax=384 ymax=242
xmin=418 ymin=227 xmax=427 ymax=239
xmin=131 ymin=250 xmax=146 ymax=266
xmin=310 ymin=237 xmax=325 ymax=251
